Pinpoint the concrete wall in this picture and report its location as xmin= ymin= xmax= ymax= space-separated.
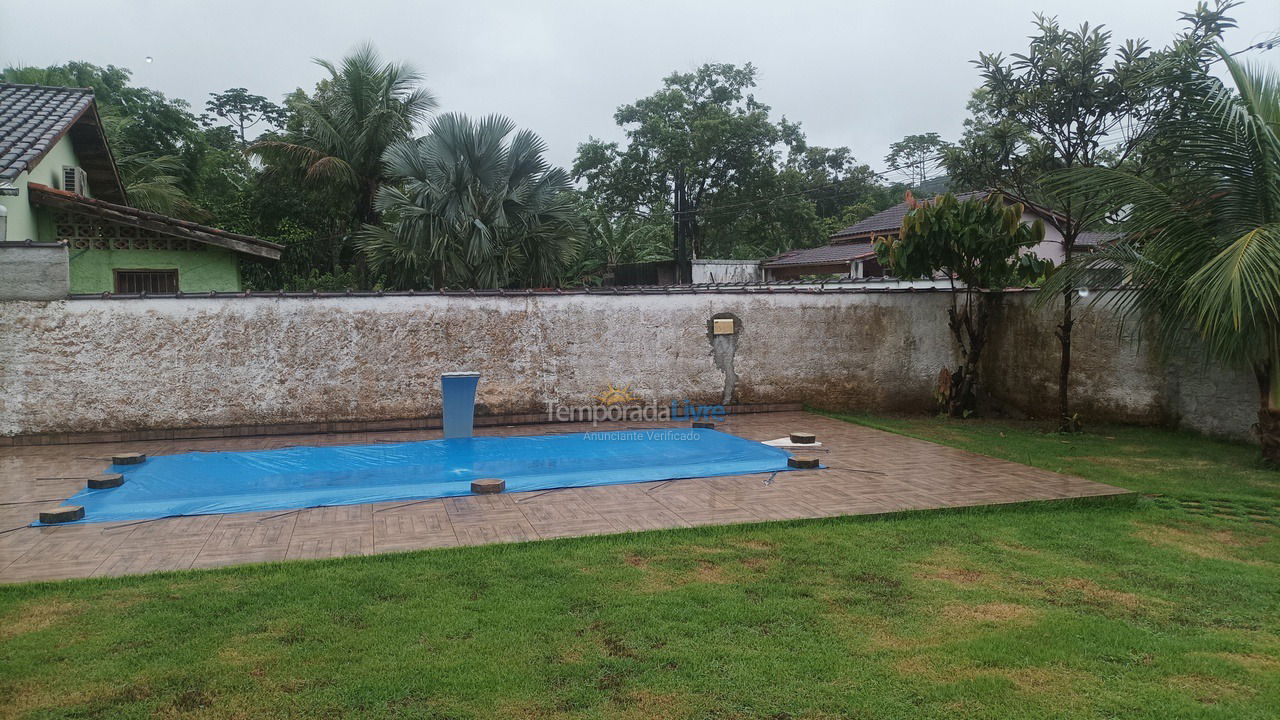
xmin=983 ymin=293 xmax=1257 ymax=439
xmin=0 ymin=292 xmax=954 ymax=437
xmin=0 ymin=291 xmax=1258 ymax=441
xmin=0 ymin=244 xmax=70 ymax=301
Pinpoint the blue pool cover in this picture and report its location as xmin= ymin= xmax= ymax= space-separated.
xmin=43 ymin=428 xmax=796 ymax=524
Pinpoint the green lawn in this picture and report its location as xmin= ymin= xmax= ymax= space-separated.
xmin=2 ymin=416 xmax=1278 ymax=719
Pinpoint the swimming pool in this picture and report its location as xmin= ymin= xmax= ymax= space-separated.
xmin=44 ymin=428 xmax=796 ymax=524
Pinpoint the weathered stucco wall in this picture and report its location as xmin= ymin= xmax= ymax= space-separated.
xmin=0 ymin=292 xmax=955 ymax=437
xmin=0 ymin=291 xmax=1258 ymax=440
xmin=983 ymin=293 xmax=1257 ymax=440
xmin=0 ymin=244 xmax=69 ymax=301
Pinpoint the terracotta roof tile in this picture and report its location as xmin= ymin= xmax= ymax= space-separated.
xmin=762 ymin=241 xmax=877 ymax=268
xmin=830 ymin=191 xmax=990 ymax=240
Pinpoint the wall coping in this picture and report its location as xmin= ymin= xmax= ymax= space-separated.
xmin=63 ymin=284 xmax=1048 ymax=301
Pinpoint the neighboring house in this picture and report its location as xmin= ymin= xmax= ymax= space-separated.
xmin=690 ymin=259 xmax=761 ymax=284
xmin=762 ymin=190 xmax=1116 ymax=281
xmin=0 ymin=84 xmax=280 ymax=297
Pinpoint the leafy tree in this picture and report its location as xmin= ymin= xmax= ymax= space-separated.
xmin=959 ymin=1 xmax=1238 ymax=430
xmin=360 ymin=114 xmax=581 ymax=289
xmin=574 ymin=63 xmax=827 ymax=263
xmin=204 ymin=88 xmax=287 ymax=146
xmin=1044 ymin=51 xmax=1280 ymax=464
xmin=884 ymin=133 xmax=950 ymax=187
xmin=562 ymin=204 xmax=671 ymax=285
xmin=786 ymin=145 xmax=891 ymax=221
xmin=251 ymin=44 xmax=437 ymax=280
xmin=875 ymin=193 xmax=1048 ymax=417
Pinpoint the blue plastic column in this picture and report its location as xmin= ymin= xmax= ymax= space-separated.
xmin=441 ymin=372 xmax=480 ymax=439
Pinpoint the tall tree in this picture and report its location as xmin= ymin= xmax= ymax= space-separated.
xmin=360 ymin=114 xmax=581 ymax=290
xmin=205 ymin=88 xmax=286 ymax=146
xmin=1045 ymin=50 xmax=1280 ymax=464
xmin=575 ymin=63 xmax=834 ymax=265
xmin=959 ymin=1 xmax=1238 ymax=431
xmin=250 ymin=44 xmax=438 ymax=279
xmin=875 ymin=193 xmax=1048 ymax=417
xmin=884 ymin=133 xmax=950 ymax=188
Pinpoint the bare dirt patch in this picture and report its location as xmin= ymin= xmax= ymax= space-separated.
xmin=911 ymin=548 xmax=995 ymax=587
xmin=1166 ymin=674 xmax=1255 ymax=704
xmin=940 ymin=602 xmax=1037 ymax=624
xmin=0 ymin=597 xmax=83 ymax=640
xmin=620 ymin=546 xmax=769 ymax=591
xmin=1204 ymin=652 xmax=1280 ymax=672
xmin=1051 ymin=578 xmax=1154 ymax=612
xmin=1133 ymin=523 xmax=1271 ymax=566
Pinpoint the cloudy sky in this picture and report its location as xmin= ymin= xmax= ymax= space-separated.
xmin=3 ymin=1 xmax=1277 ymax=180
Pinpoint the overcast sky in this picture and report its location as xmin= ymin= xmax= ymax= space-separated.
xmin=3 ymin=1 xmax=1278 ymax=181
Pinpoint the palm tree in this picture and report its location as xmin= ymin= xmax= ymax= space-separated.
xmin=360 ymin=113 xmax=581 ymax=289
xmin=1046 ymin=50 xmax=1280 ymax=464
xmin=250 ymin=44 xmax=437 ymax=262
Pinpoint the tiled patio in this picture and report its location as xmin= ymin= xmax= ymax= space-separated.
xmin=0 ymin=411 xmax=1130 ymax=583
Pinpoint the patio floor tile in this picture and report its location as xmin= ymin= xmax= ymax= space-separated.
xmin=0 ymin=411 xmax=1131 ymax=582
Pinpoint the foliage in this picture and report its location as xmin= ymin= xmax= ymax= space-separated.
xmin=204 ymin=88 xmax=287 ymax=146
xmin=574 ymin=63 xmax=890 ymax=261
xmin=884 ymin=132 xmax=950 ymax=188
xmin=1045 ymin=50 xmax=1280 ymax=464
xmin=951 ymin=1 xmax=1241 ymax=429
xmin=250 ymin=44 xmax=437 ymax=285
xmin=562 ymin=203 xmax=671 ymax=285
xmin=360 ymin=114 xmax=581 ymax=289
xmin=876 ymin=193 xmax=1048 ymax=416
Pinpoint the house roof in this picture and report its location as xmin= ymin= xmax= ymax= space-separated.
xmin=1076 ymin=230 xmax=1120 ymax=247
xmin=830 ymin=191 xmax=989 ymax=241
xmin=0 ymin=83 xmax=126 ymax=202
xmin=829 ymin=190 xmax=1123 ymax=249
xmin=762 ymin=240 xmax=877 ymax=268
xmin=28 ymin=183 xmax=283 ymax=260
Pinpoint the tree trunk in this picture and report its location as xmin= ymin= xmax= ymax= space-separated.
xmin=944 ymin=293 xmax=991 ymax=418
xmin=1257 ymin=359 xmax=1280 ymax=468
xmin=1056 ymin=286 xmax=1076 ymax=432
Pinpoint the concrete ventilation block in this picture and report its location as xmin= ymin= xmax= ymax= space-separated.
xmin=112 ymin=452 xmax=147 ymax=465
xmin=39 ymin=506 xmax=85 ymax=524
xmin=692 ymin=421 xmax=716 ymax=429
xmin=88 ymin=473 xmax=124 ymax=490
xmin=788 ymin=456 xmax=820 ymax=469
xmin=789 ymin=432 xmax=817 ymax=444
xmin=471 ymin=478 xmax=506 ymax=494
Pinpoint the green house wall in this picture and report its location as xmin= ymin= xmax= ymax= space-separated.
xmin=67 ymin=246 xmax=242 ymax=293
xmin=4 ymin=134 xmax=249 ymax=293
xmin=0 ymin=136 xmax=83 ymax=243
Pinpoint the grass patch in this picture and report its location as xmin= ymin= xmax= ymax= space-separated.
xmin=2 ymin=414 xmax=1278 ymax=718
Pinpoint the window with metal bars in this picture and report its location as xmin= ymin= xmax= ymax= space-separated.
xmin=113 ymin=269 xmax=179 ymax=294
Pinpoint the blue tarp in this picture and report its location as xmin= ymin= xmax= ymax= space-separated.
xmin=41 ymin=428 xmax=796 ymax=524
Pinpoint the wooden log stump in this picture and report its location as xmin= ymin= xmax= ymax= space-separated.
xmin=787 ymin=456 xmax=820 ymax=469
xmin=112 ymin=452 xmax=147 ymax=465
xmin=39 ymin=506 xmax=85 ymax=524
xmin=471 ymin=478 xmax=505 ymax=494
xmin=88 ymin=473 xmax=124 ymax=490
xmin=789 ymin=432 xmax=817 ymax=444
